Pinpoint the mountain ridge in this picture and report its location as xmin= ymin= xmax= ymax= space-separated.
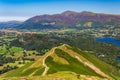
xmin=1 ymin=11 xmax=120 ymax=30
xmin=17 ymin=11 xmax=120 ymax=30
xmin=1 ymin=44 xmax=120 ymax=80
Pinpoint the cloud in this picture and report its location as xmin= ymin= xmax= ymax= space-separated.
xmin=0 ymin=16 xmax=29 ymax=21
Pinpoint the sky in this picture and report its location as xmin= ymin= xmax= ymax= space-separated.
xmin=0 ymin=0 xmax=120 ymax=21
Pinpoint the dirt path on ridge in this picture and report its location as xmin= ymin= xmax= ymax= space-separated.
xmin=42 ymin=47 xmax=56 ymax=76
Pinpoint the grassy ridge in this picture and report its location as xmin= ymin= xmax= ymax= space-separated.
xmin=46 ymin=48 xmax=102 ymax=77
xmin=2 ymin=44 xmax=120 ymax=80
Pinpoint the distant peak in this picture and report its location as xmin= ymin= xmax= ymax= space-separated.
xmin=81 ymin=11 xmax=94 ymax=13
xmin=61 ymin=10 xmax=78 ymax=16
xmin=62 ymin=10 xmax=77 ymax=13
xmin=61 ymin=11 xmax=96 ymax=16
xmin=7 ymin=20 xmax=22 ymax=23
xmin=80 ymin=11 xmax=95 ymax=14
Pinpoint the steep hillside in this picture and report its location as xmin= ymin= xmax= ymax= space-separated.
xmin=1 ymin=44 xmax=120 ymax=80
xmin=17 ymin=11 xmax=120 ymax=29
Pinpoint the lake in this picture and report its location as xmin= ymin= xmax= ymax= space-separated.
xmin=95 ymin=37 xmax=120 ymax=47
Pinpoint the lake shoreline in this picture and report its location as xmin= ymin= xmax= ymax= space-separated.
xmin=95 ymin=37 xmax=120 ymax=47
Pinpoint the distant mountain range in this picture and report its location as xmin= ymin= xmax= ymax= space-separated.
xmin=0 ymin=21 xmax=22 ymax=29
xmin=17 ymin=11 xmax=120 ymax=30
xmin=1 ymin=11 xmax=120 ymax=30
xmin=2 ymin=44 xmax=120 ymax=80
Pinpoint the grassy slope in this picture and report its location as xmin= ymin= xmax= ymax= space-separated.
xmin=1 ymin=44 xmax=120 ymax=80
xmin=2 ymin=49 xmax=53 ymax=77
xmin=67 ymin=45 xmax=120 ymax=79
xmin=46 ymin=49 xmax=101 ymax=77
xmin=1 ymin=72 xmax=104 ymax=80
